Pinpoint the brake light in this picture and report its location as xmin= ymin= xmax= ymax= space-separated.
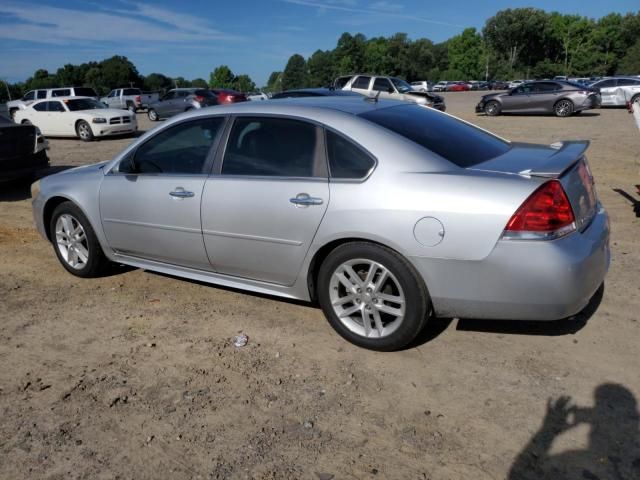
xmin=135 ymin=95 xmax=141 ymax=103
xmin=195 ymin=95 xmax=205 ymax=102
xmin=503 ymin=180 xmax=575 ymax=240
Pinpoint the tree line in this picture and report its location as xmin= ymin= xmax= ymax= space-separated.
xmin=2 ymin=8 xmax=639 ymax=102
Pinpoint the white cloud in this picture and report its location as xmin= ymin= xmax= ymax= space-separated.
xmin=0 ymin=1 xmax=242 ymax=45
xmin=282 ymin=0 xmax=463 ymax=27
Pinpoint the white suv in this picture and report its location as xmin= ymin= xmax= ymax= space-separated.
xmin=7 ymin=87 xmax=98 ymax=118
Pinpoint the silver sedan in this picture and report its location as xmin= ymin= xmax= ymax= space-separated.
xmin=31 ymin=98 xmax=610 ymax=351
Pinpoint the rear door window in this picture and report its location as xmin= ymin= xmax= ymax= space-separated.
xmin=222 ymin=117 xmax=319 ymax=177
xmin=596 ymin=79 xmax=617 ymax=88
xmin=51 ymin=89 xmax=71 ymax=97
xmin=48 ymin=101 xmax=66 ymax=112
xmin=37 ymin=91 xmax=48 ymax=99
xmin=360 ymin=104 xmax=510 ymax=168
xmin=326 ymin=130 xmax=375 ymax=179
xmin=32 ymin=101 xmax=48 ymax=112
xmin=617 ymin=78 xmax=640 ymax=86
xmin=74 ymin=87 xmax=98 ymax=97
xmin=352 ymin=76 xmax=371 ymax=90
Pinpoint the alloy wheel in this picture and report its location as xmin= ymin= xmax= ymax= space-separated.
xmin=555 ymin=100 xmax=572 ymax=117
xmin=329 ymin=258 xmax=405 ymax=338
xmin=78 ymin=123 xmax=91 ymax=140
xmin=55 ymin=214 xmax=89 ymax=270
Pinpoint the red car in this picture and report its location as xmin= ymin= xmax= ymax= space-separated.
xmin=211 ymin=89 xmax=248 ymax=104
xmin=447 ymin=82 xmax=471 ymax=92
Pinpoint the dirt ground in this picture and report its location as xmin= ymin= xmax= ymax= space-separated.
xmin=1 ymin=92 xmax=639 ymax=480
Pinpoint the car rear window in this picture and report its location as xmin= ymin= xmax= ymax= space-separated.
xmin=123 ymin=88 xmax=141 ymax=96
xmin=359 ymin=104 xmax=510 ymax=168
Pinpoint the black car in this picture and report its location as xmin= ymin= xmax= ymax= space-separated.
xmin=271 ymin=88 xmax=363 ymax=99
xmin=0 ymin=115 xmax=49 ymax=182
xmin=476 ymin=81 xmax=601 ymax=117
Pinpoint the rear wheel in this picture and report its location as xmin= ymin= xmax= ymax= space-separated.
xmin=317 ymin=242 xmax=430 ymax=351
xmin=9 ymin=108 xmax=18 ymax=119
xmin=50 ymin=202 xmax=109 ymax=277
xmin=484 ymin=100 xmax=501 ymax=116
xmin=554 ymin=99 xmax=574 ymax=117
xmin=148 ymin=109 xmax=158 ymax=121
xmin=76 ymin=120 xmax=94 ymax=142
xmin=631 ymin=94 xmax=640 ymax=105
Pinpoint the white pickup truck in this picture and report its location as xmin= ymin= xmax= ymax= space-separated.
xmin=101 ymin=88 xmax=159 ymax=112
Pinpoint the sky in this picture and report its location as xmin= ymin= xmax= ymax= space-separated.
xmin=0 ymin=0 xmax=638 ymax=86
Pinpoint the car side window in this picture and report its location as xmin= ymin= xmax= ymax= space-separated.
xmin=222 ymin=117 xmax=318 ymax=177
xmin=23 ymin=91 xmax=35 ymax=101
xmin=162 ymin=91 xmax=176 ymax=101
xmin=326 ymin=130 xmax=375 ymax=179
xmin=126 ymin=117 xmax=224 ymax=175
xmin=513 ymin=86 xmax=525 ymax=94
xmin=597 ymin=79 xmax=617 ymax=88
xmin=33 ymin=102 xmax=48 ymax=112
xmin=352 ymin=76 xmax=371 ymax=90
xmin=372 ymin=78 xmax=393 ymax=92
xmin=37 ymin=91 xmax=48 ymax=99
xmin=108 ymin=90 xmax=116 ymax=98
xmin=618 ymin=78 xmax=639 ymax=87
xmin=52 ymin=89 xmax=71 ymax=97
xmin=532 ymin=82 xmax=559 ymax=93
xmin=48 ymin=101 xmax=66 ymax=112
xmin=177 ymin=91 xmax=190 ymax=98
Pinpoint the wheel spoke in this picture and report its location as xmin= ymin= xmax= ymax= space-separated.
xmin=372 ymin=308 xmax=384 ymax=337
xmin=68 ymin=247 xmax=78 ymax=267
xmin=61 ymin=215 xmax=73 ymax=235
xmin=372 ymin=268 xmax=389 ymax=293
xmin=342 ymin=264 xmax=363 ymax=287
xmin=335 ymin=272 xmax=358 ymax=293
xmin=376 ymin=303 xmax=403 ymax=318
xmin=362 ymin=310 xmax=373 ymax=336
xmin=377 ymin=292 xmax=405 ymax=305
xmin=332 ymin=294 xmax=356 ymax=307
xmin=339 ymin=304 xmax=362 ymax=318
xmin=76 ymin=244 xmax=89 ymax=264
xmin=363 ymin=261 xmax=379 ymax=287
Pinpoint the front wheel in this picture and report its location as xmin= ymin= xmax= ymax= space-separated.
xmin=484 ymin=100 xmax=500 ymax=116
xmin=148 ymin=109 xmax=158 ymax=121
xmin=50 ymin=201 xmax=109 ymax=277
xmin=554 ymin=99 xmax=574 ymax=117
xmin=317 ymin=242 xmax=430 ymax=351
xmin=76 ymin=120 xmax=94 ymax=142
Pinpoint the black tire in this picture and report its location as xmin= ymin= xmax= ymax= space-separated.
xmin=317 ymin=242 xmax=430 ymax=351
xmin=631 ymin=94 xmax=640 ymax=105
xmin=76 ymin=120 xmax=94 ymax=142
xmin=554 ymin=99 xmax=574 ymax=117
xmin=21 ymin=119 xmax=32 ymax=125
xmin=484 ymin=100 xmax=501 ymax=116
xmin=9 ymin=108 xmax=18 ymax=119
xmin=126 ymin=102 xmax=137 ymax=113
xmin=148 ymin=109 xmax=158 ymax=121
xmin=50 ymin=201 xmax=109 ymax=278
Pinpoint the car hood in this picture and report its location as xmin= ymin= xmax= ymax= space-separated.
xmin=54 ymin=160 xmax=110 ymax=177
xmin=404 ymin=91 xmax=444 ymax=103
xmin=79 ymin=109 xmax=133 ymax=118
xmin=481 ymin=92 xmax=508 ymax=101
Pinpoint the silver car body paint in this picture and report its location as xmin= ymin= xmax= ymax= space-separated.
xmin=32 ymin=98 xmax=610 ymax=321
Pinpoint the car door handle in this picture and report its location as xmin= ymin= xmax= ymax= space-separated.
xmin=169 ymin=188 xmax=194 ymax=199
xmin=290 ymin=193 xmax=323 ymax=206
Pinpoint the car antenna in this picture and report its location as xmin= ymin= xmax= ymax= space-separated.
xmin=364 ymin=91 xmax=381 ymax=103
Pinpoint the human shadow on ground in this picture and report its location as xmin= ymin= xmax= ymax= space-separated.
xmin=508 ymin=383 xmax=640 ymax=480
xmin=613 ymin=188 xmax=640 ymax=218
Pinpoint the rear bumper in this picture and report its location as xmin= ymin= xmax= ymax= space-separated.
xmin=0 ymin=149 xmax=49 ymax=182
xmin=410 ymin=206 xmax=610 ymax=320
xmin=576 ymin=94 xmax=601 ymax=111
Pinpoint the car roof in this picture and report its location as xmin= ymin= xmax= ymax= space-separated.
xmin=32 ymin=96 xmax=94 ymax=102
xmin=273 ymin=88 xmax=362 ymax=96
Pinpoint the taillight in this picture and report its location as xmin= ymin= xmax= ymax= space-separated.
xmin=503 ymin=180 xmax=576 ymax=240
xmin=195 ymin=95 xmax=205 ymax=102
xmin=135 ymin=95 xmax=141 ymax=103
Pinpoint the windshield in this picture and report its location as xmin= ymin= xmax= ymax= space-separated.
xmin=360 ymin=104 xmax=510 ymax=168
xmin=390 ymin=77 xmax=412 ymax=93
xmin=65 ymin=99 xmax=106 ymax=111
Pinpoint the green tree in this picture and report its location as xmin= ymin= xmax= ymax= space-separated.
xmin=143 ymin=73 xmax=173 ymax=92
xmin=618 ymin=38 xmax=640 ymax=74
xmin=232 ymin=74 xmax=256 ymax=92
xmin=264 ymin=71 xmax=283 ymax=92
xmin=448 ymin=28 xmax=485 ymax=79
xmin=281 ymin=54 xmax=308 ymax=90
xmin=99 ymin=55 xmax=141 ymax=89
xmin=308 ymin=50 xmax=334 ymax=87
xmin=209 ymin=65 xmax=235 ymax=88
xmin=191 ymin=78 xmax=209 ymax=88
xmin=363 ymin=37 xmax=392 ymax=76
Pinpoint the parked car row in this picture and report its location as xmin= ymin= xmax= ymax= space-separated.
xmin=7 ymin=86 xmax=99 ymax=118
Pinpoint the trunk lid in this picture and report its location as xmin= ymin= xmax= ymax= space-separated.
xmin=469 ymin=140 xmax=599 ymax=232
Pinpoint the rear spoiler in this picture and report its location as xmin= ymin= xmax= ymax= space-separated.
xmin=469 ymin=140 xmax=589 ymax=179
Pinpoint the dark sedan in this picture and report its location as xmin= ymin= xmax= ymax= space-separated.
xmin=0 ymin=115 xmax=49 ymax=182
xmin=147 ymin=89 xmax=217 ymax=121
xmin=476 ymin=81 xmax=601 ymax=117
xmin=271 ymin=88 xmax=363 ymax=99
